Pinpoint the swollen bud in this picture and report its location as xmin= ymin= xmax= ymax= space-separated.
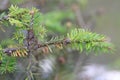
xmin=29 ymin=10 xmax=35 ymax=15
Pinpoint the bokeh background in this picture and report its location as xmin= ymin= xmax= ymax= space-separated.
xmin=87 ymin=0 xmax=120 ymax=67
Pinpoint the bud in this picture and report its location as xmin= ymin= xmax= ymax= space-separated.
xmin=29 ymin=10 xmax=35 ymax=15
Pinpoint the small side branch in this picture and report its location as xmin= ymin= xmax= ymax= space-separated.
xmin=0 ymin=15 xmax=9 ymax=21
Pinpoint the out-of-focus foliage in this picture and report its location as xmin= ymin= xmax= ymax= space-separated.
xmin=0 ymin=39 xmax=15 ymax=48
xmin=0 ymin=45 xmax=16 ymax=74
xmin=0 ymin=54 xmax=16 ymax=74
xmin=39 ymin=10 xmax=75 ymax=34
xmin=10 ymin=0 xmax=24 ymax=4
xmin=63 ymin=0 xmax=88 ymax=8
xmin=110 ymin=59 xmax=120 ymax=69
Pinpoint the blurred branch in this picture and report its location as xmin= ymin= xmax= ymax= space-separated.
xmin=0 ymin=26 xmax=6 ymax=32
xmin=0 ymin=15 xmax=9 ymax=21
xmin=72 ymin=4 xmax=87 ymax=29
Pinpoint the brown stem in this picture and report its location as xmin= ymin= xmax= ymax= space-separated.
xmin=38 ymin=38 xmax=106 ymax=48
xmin=72 ymin=4 xmax=87 ymax=29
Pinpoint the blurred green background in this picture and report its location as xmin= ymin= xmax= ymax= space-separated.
xmin=87 ymin=0 xmax=120 ymax=68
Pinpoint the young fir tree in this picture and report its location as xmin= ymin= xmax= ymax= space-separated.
xmin=0 ymin=5 xmax=114 ymax=80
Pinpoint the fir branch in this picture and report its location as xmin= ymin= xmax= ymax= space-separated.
xmin=37 ymin=28 xmax=114 ymax=53
xmin=38 ymin=38 xmax=107 ymax=48
xmin=3 ymin=28 xmax=114 ymax=55
xmin=0 ymin=5 xmax=114 ymax=76
xmin=38 ymin=37 xmax=113 ymax=51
